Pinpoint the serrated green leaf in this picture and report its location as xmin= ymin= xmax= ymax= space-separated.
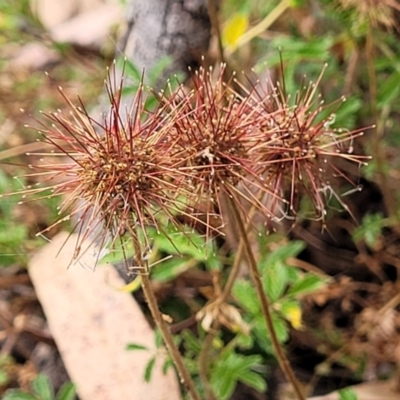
xmin=56 ymin=382 xmax=76 ymax=400
xmin=233 ymin=279 xmax=260 ymax=314
xmin=32 ymin=374 xmax=53 ymax=400
xmin=238 ymin=370 xmax=267 ymax=393
xmin=271 ymin=313 xmax=289 ymax=343
xmin=2 ymin=391 xmax=37 ymax=400
xmin=286 ymin=274 xmax=326 ymax=297
xmin=211 ymin=353 xmax=265 ymax=399
xmin=211 ymin=360 xmax=236 ymax=400
xmin=264 ymin=241 xmax=305 ymax=269
xmin=377 ymin=72 xmax=400 ymax=109
xmin=152 ymin=257 xmax=192 ymax=282
xmin=125 ymin=343 xmax=149 ymax=351
xmin=236 ymin=332 xmax=254 ymax=349
xmin=233 ymin=354 xmax=263 ymax=372
xmin=353 ymin=213 xmax=386 ymax=247
xmin=253 ymin=313 xmax=289 ymax=350
xmin=150 ymin=227 xmax=220 ymax=270
xmin=262 ymin=260 xmax=288 ymax=302
xmin=212 ymin=373 xmax=236 ymax=400
xmin=100 ymin=237 xmax=135 ymax=265
xmin=144 ymin=357 xmax=156 ymax=383
xmin=181 ymin=329 xmax=202 ymax=355
xmin=151 ymin=228 xmax=205 ymax=259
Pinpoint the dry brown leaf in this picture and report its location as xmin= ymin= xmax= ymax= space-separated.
xmin=29 ymin=232 xmax=181 ymax=400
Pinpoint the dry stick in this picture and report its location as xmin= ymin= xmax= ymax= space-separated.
xmin=132 ymin=237 xmax=201 ymax=400
xmin=227 ymin=198 xmax=306 ymax=400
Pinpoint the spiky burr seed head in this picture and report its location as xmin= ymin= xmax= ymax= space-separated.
xmin=164 ymin=64 xmax=279 ymax=237
xmin=339 ymin=0 xmax=400 ymax=29
xmin=237 ymin=65 xmax=372 ymax=222
xmin=11 ymin=67 xmax=188 ymax=267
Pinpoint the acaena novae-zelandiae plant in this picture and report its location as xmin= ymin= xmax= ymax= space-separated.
xmin=2 ymin=60 xmax=371 ymax=400
xmin=161 ymin=63 xmax=371 ymax=400
xmin=234 ymin=64 xmax=372 ymax=223
xmin=161 ymin=64 xmax=284 ymax=239
xmin=3 ymin=63 xmax=202 ymax=400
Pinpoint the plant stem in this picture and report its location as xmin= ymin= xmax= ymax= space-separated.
xmin=198 ymin=322 xmax=219 ymax=400
xmin=132 ymin=236 xmax=201 ymax=400
xmin=206 ymin=0 xmax=225 ymax=64
xmin=227 ymin=198 xmax=306 ymax=400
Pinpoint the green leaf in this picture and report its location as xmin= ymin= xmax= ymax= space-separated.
xmin=150 ymin=227 xmax=220 ymax=270
xmin=236 ymin=332 xmax=254 ymax=349
xmin=211 ymin=353 xmax=265 ymax=400
xmin=144 ymin=357 xmax=156 ymax=383
xmin=286 ymin=274 xmax=326 ymax=297
xmin=56 ymin=382 xmax=76 ymax=400
xmin=154 ymin=329 xmax=164 ymax=348
xmin=151 ymin=228 xmax=205 ymax=259
xmin=212 ymin=373 xmax=235 ymax=400
xmin=377 ymin=72 xmax=400 ymax=109
xmin=2 ymin=391 xmax=37 ymax=400
xmin=125 ymin=343 xmax=149 ymax=351
xmin=181 ymin=329 xmax=202 ymax=355
xmin=238 ymin=370 xmax=267 ymax=393
xmin=152 ymin=257 xmax=192 ymax=282
xmin=100 ymin=237 xmax=135 ymax=265
xmin=262 ymin=259 xmax=288 ymax=302
xmin=263 ymin=241 xmax=305 ymax=270
xmin=270 ymin=313 xmax=289 ymax=343
xmin=332 ymin=96 xmax=362 ymax=130
xmin=162 ymin=359 xmax=174 ymax=375
xmin=32 ymin=374 xmax=53 ymax=400
xmin=233 ymin=279 xmax=260 ymax=314
xmin=253 ymin=313 xmax=289 ymax=350
xmin=353 ymin=213 xmax=386 ymax=247
xmin=338 ymin=387 xmax=358 ymax=400
xmin=210 ymin=363 xmax=236 ymax=400
xmin=116 ymin=57 xmax=142 ymax=82
xmin=148 ymin=56 xmax=173 ymax=86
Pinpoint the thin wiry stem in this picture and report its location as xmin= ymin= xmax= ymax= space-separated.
xmin=198 ymin=320 xmax=219 ymax=400
xmin=227 ymin=197 xmax=306 ymax=400
xmin=131 ymin=235 xmax=201 ymax=400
